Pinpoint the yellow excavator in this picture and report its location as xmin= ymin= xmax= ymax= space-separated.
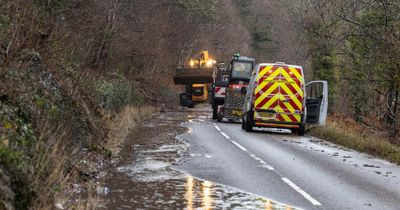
xmin=174 ymin=51 xmax=216 ymax=107
xmin=173 ymin=51 xmax=216 ymax=85
xmin=187 ymin=51 xmax=217 ymax=69
xmin=191 ymin=84 xmax=209 ymax=102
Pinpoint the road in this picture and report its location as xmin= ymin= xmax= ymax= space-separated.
xmin=174 ymin=107 xmax=400 ymax=210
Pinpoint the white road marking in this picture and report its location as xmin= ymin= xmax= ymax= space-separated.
xmin=231 ymin=141 xmax=248 ymax=152
xmin=213 ymin=125 xmax=276 ymax=171
xmin=252 ymin=155 xmax=275 ymax=170
xmin=266 ymin=165 xmax=275 ymax=170
xmin=220 ymin=132 xmax=230 ymax=139
xmin=261 ymin=165 xmax=275 ymax=170
xmin=281 ymin=177 xmax=322 ymax=206
xmin=213 ymin=124 xmax=321 ymax=205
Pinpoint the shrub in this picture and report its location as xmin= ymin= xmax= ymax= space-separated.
xmin=94 ymin=74 xmax=143 ymax=111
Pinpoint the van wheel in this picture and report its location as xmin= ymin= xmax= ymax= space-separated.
xmin=296 ymin=124 xmax=305 ymax=136
xmin=241 ymin=115 xmax=245 ymax=130
xmin=245 ymin=110 xmax=253 ymax=132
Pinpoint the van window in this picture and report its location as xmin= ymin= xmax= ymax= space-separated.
xmin=306 ymin=82 xmax=323 ymax=99
xmin=232 ymin=62 xmax=253 ymax=79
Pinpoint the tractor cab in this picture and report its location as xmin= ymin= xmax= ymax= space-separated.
xmin=229 ymin=55 xmax=255 ymax=83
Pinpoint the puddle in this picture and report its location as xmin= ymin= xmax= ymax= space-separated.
xmin=109 ymin=160 xmax=301 ymax=209
xmin=104 ymin=110 xmax=302 ymax=209
xmin=107 ymin=169 xmax=301 ymax=209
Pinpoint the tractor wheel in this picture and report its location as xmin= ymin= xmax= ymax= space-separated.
xmin=212 ymin=107 xmax=218 ymax=120
xmin=217 ymin=112 xmax=223 ymax=122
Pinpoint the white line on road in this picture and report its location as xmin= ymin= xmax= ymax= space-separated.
xmin=213 ymin=124 xmax=320 ymax=204
xmin=265 ymin=165 xmax=275 ymax=170
xmin=231 ymin=141 xmax=248 ymax=152
xmin=259 ymin=160 xmax=267 ymax=165
xmin=282 ymin=177 xmax=322 ymax=206
xmin=253 ymin=157 xmax=263 ymax=162
xmin=261 ymin=165 xmax=275 ymax=170
xmin=213 ymin=125 xmax=275 ymax=171
xmin=220 ymin=132 xmax=230 ymax=139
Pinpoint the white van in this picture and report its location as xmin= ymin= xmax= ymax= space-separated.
xmin=242 ymin=62 xmax=328 ymax=135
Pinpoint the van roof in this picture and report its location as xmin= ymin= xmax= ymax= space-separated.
xmin=257 ymin=63 xmax=303 ymax=69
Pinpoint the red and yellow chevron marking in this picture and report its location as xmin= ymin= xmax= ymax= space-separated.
xmin=254 ymin=64 xmax=304 ymax=124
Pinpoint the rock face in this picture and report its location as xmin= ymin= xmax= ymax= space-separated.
xmin=0 ymin=168 xmax=15 ymax=210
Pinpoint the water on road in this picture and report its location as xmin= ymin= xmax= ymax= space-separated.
xmin=103 ymin=107 xmax=300 ymax=209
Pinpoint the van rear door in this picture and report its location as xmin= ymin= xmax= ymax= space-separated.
xmin=276 ymin=65 xmax=304 ymax=124
xmin=305 ymin=81 xmax=328 ymax=126
xmin=254 ymin=64 xmax=304 ymax=124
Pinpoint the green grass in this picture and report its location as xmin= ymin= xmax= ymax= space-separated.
xmin=309 ymin=123 xmax=400 ymax=164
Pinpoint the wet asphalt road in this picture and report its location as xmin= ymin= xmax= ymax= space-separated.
xmin=105 ymin=108 xmax=300 ymax=209
xmin=175 ymin=106 xmax=400 ymax=210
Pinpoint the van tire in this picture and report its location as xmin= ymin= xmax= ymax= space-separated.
xmin=244 ymin=110 xmax=253 ymax=132
xmin=296 ymin=124 xmax=305 ymax=136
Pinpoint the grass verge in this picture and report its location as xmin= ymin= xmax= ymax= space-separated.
xmin=104 ymin=105 xmax=158 ymax=156
xmin=309 ymin=118 xmax=400 ymax=164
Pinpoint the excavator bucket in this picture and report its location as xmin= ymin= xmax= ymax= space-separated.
xmin=173 ymin=67 xmax=214 ymax=85
xmin=174 ymin=51 xmax=216 ymax=85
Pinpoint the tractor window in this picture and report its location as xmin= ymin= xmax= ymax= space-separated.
xmin=232 ymin=62 xmax=253 ymax=79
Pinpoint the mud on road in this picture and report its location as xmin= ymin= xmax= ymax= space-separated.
xmin=102 ymin=107 xmax=299 ymax=210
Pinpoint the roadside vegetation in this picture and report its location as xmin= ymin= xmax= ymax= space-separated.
xmin=301 ymin=0 xmax=400 ymax=163
xmin=310 ymin=115 xmax=400 ymax=164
